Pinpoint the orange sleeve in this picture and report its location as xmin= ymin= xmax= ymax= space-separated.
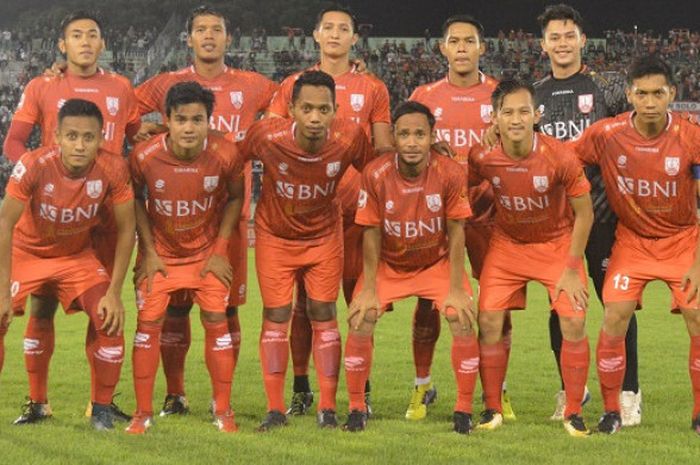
xmin=134 ymin=74 xmax=165 ymax=116
xmin=350 ymin=125 xmax=376 ymax=171
xmin=5 ymin=155 xmax=37 ymax=203
xmin=408 ymin=85 xmax=424 ymax=103
xmin=267 ymin=76 xmax=294 ymax=117
xmin=683 ymin=122 xmax=700 ymax=165
xmin=108 ymin=157 xmax=134 ymax=204
xmin=370 ymin=81 xmax=391 ymax=124
xmin=238 ymin=120 xmax=263 ymax=161
xmin=355 ymin=166 xmax=381 ymax=226
xmin=560 ymin=149 xmax=591 ymax=198
xmin=444 ymin=165 xmax=472 ymax=220
xmin=12 ymin=78 xmax=42 ymax=125
xmin=128 ymin=149 xmax=146 ymax=196
xmin=570 ymin=122 xmax=602 ymax=166
xmin=260 ymin=77 xmax=280 ymax=113
xmin=467 ymin=145 xmax=485 ymax=186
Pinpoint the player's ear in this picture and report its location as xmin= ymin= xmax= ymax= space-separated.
xmin=625 ymin=86 xmax=633 ymax=105
xmin=312 ymin=28 xmax=320 ymax=45
xmin=580 ymin=32 xmax=587 ymax=49
xmin=533 ymin=106 xmax=541 ymax=125
xmin=58 ymin=38 xmax=66 ymax=56
xmin=438 ymin=40 xmax=447 ymax=58
xmin=54 ymin=126 xmax=61 ymax=145
xmin=430 ymin=129 xmax=436 ymax=144
xmin=226 ymin=33 xmax=232 ymax=48
xmin=287 ymin=101 xmax=295 ymax=119
xmin=350 ymin=32 xmax=358 ymax=46
xmin=478 ymin=38 xmax=486 ymax=57
xmin=186 ymin=34 xmax=193 ymax=49
xmin=669 ymin=84 xmax=677 ymax=102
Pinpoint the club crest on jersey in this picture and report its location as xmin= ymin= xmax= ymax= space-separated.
xmin=385 ymin=200 xmax=395 ymax=212
xmin=492 ymin=176 xmax=501 ymax=188
xmin=278 ymin=162 xmax=288 ymax=175
xmin=425 ymin=194 xmax=442 ymax=212
xmin=203 ymin=175 xmax=220 ymax=192
xmin=533 ymin=176 xmax=549 ymax=193
xmin=326 ymin=161 xmax=341 ymax=177
xmin=480 ymin=104 xmax=493 ymax=123
xmin=578 ymin=94 xmax=594 ymax=114
xmin=86 ymin=180 xmax=103 ymax=199
xmin=664 ymin=157 xmax=680 ymax=176
xmin=106 ymin=97 xmax=119 ymax=116
xmin=617 ymin=155 xmax=627 ymax=167
xmin=350 ymin=93 xmax=365 ymax=112
xmin=434 ymin=107 xmax=443 ymax=119
xmin=230 ymin=91 xmax=243 ymax=110
xmin=358 ymin=189 xmax=368 ymax=209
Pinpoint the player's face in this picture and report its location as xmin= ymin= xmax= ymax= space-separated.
xmin=440 ymin=22 xmax=484 ymax=76
xmin=313 ymin=11 xmax=358 ymax=58
xmin=187 ymin=14 xmax=231 ymax=63
xmin=494 ymin=89 xmax=540 ymax=144
xmin=394 ymin=112 xmax=434 ymax=167
xmin=55 ymin=116 xmax=102 ymax=173
xmin=289 ymin=85 xmax=336 ymax=141
xmin=541 ymin=20 xmax=586 ymax=68
xmin=166 ymin=103 xmax=210 ymax=152
xmin=59 ymin=19 xmax=105 ymax=68
xmin=626 ymin=74 xmax=676 ymax=125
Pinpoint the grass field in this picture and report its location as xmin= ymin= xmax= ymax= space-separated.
xmin=0 ymin=250 xmax=698 ymax=465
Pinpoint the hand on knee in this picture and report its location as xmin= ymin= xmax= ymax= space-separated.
xmin=348 ymin=308 xmax=377 ymax=336
xmin=444 ymin=308 xmax=473 ymax=337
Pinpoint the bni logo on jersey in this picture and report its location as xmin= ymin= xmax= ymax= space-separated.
xmin=664 ymin=157 xmax=680 ymax=176
xmin=203 ymin=176 xmax=220 ymax=192
xmin=533 ymin=176 xmax=549 ymax=193
xmin=230 ymin=91 xmax=243 ymax=110
xmin=425 ymin=194 xmax=442 ymax=212
xmin=86 ymin=180 xmax=103 ymax=199
xmin=350 ymin=93 xmax=365 ymax=112
xmin=106 ymin=97 xmax=119 ymax=116
xmin=578 ymin=94 xmax=594 ymax=114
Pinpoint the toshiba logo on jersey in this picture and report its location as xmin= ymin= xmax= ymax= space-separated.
xmin=499 ymin=195 xmax=550 ymax=211
xmin=39 ymin=202 xmax=100 ymax=223
xmin=435 ymin=128 xmax=485 ymax=147
xmin=153 ymin=196 xmax=215 ymax=217
xmin=616 ymin=176 xmax=677 ymax=198
xmin=275 ymin=180 xmax=337 ymax=200
xmin=384 ymin=216 xmax=444 ymax=238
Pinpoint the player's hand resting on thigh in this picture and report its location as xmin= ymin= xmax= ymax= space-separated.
xmin=98 ymin=291 xmax=125 ymax=335
xmin=682 ymin=261 xmax=700 ymax=308
xmin=349 ymin=288 xmax=381 ymax=331
xmin=200 ymin=254 xmax=233 ymax=288
xmin=143 ymin=251 xmax=169 ymax=293
xmin=555 ymin=268 xmax=589 ymax=311
xmin=442 ymin=288 xmax=476 ymax=330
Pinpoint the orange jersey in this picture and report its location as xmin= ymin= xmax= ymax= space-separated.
xmin=240 ymin=117 xmax=374 ymax=240
xmin=129 ymin=133 xmax=244 ymax=265
xmin=411 ymin=73 xmax=499 ymax=223
xmin=469 ymin=134 xmax=590 ymax=243
xmin=356 ymin=152 xmax=472 ymax=271
xmin=572 ymin=112 xmax=700 ymax=239
xmin=13 ymin=69 xmax=140 ymax=154
xmin=6 ymin=146 xmax=133 ymax=258
xmin=268 ymin=64 xmax=391 ymax=220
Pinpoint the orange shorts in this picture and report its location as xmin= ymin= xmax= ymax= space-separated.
xmin=10 ymin=247 xmax=110 ymax=315
xmin=478 ymin=233 xmax=587 ymax=318
xmin=342 ymin=222 xmax=364 ymax=281
xmin=255 ymin=228 xmax=343 ymax=308
xmin=465 ymin=222 xmax=493 ymax=280
xmin=136 ymin=260 xmax=230 ymax=322
xmin=354 ymin=257 xmax=472 ymax=312
xmin=603 ymin=225 xmax=699 ymax=312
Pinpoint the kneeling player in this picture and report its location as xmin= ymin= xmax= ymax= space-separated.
xmin=571 ymin=56 xmax=700 ymax=435
xmin=344 ymin=101 xmax=478 ymax=434
xmin=0 ymin=99 xmax=135 ymax=430
xmin=125 ymin=82 xmax=244 ymax=434
xmin=471 ymin=80 xmax=594 ymax=436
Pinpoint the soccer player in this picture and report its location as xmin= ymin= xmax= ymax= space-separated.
xmin=533 ymin=4 xmax=636 ymax=422
xmin=471 ymin=79 xmax=594 ymax=436
xmin=407 ymin=14 xmax=500 ymax=421
xmin=266 ymin=5 xmax=393 ymax=416
xmin=133 ymin=5 xmax=278 ymax=416
xmin=240 ymin=70 xmax=375 ymax=430
xmin=0 ymin=99 xmax=135 ymax=430
xmin=571 ymin=56 xmax=700 ymax=435
xmin=125 ymin=82 xmax=244 ymax=434
xmin=1 ymin=11 xmax=141 ymax=420
xmin=344 ymin=101 xmax=476 ymax=434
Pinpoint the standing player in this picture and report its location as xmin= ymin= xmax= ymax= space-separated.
xmin=134 ymin=5 xmax=278 ymax=416
xmin=472 ymin=80 xmax=594 ymax=436
xmin=0 ymin=99 xmax=135 ymax=430
xmin=240 ymin=71 xmax=375 ymax=430
xmin=571 ymin=56 xmax=700 ymax=435
xmin=1 ymin=11 xmax=140 ymax=421
xmin=125 ymin=82 xmax=244 ymax=434
xmin=344 ymin=101 xmax=477 ymax=434
xmin=266 ymin=5 xmax=393 ymax=416
xmin=533 ymin=4 xmax=636 ymax=422
xmin=407 ymin=14 xmax=500 ymax=421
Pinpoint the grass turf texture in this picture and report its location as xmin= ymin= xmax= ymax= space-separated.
xmin=0 ymin=249 xmax=698 ymax=465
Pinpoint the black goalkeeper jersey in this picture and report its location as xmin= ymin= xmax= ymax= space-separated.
xmin=534 ymin=66 xmax=628 ymax=222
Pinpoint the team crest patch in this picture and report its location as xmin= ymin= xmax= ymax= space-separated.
xmin=480 ymin=104 xmax=493 ymax=123
xmin=230 ymin=91 xmax=243 ymax=110
xmin=203 ymin=175 xmax=220 ymax=192
xmin=86 ymin=180 xmax=103 ymax=199
xmin=357 ymin=189 xmax=367 ymax=209
xmin=664 ymin=157 xmax=680 ymax=176
xmin=106 ymin=97 xmax=119 ymax=116
xmin=425 ymin=193 xmax=442 ymax=212
xmin=617 ymin=155 xmax=627 ymax=167
xmin=350 ymin=93 xmax=365 ymax=112
xmin=533 ymin=175 xmax=549 ymax=193
xmin=326 ymin=161 xmax=341 ymax=177
xmin=578 ymin=94 xmax=593 ymax=114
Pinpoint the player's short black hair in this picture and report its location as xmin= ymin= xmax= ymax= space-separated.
xmin=315 ymin=5 xmax=358 ymax=33
xmin=59 ymin=11 xmax=103 ymax=39
xmin=165 ymin=81 xmax=215 ymax=118
xmin=627 ymin=55 xmax=675 ymax=86
xmin=57 ymin=98 xmax=104 ymax=128
xmin=186 ymin=4 xmax=231 ymax=35
xmin=441 ymin=15 xmax=484 ymax=39
xmin=537 ymin=3 xmax=584 ymax=34
xmin=291 ymin=71 xmax=336 ymax=104
xmin=392 ymin=101 xmax=436 ymax=129
xmin=491 ymin=79 xmax=536 ymax=111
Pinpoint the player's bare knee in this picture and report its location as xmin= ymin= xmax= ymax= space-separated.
xmin=307 ymin=299 xmax=336 ymax=321
xmin=200 ymin=310 xmax=226 ymax=324
xmin=560 ymin=316 xmax=586 ymax=341
xmin=680 ymin=307 xmax=700 ymax=336
xmin=478 ymin=311 xmax=504 ymax=342
xmin=603 ymin=302 xmax=635 ymax=335
xmin=264 ymin=306 xmax=292 ymax=323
